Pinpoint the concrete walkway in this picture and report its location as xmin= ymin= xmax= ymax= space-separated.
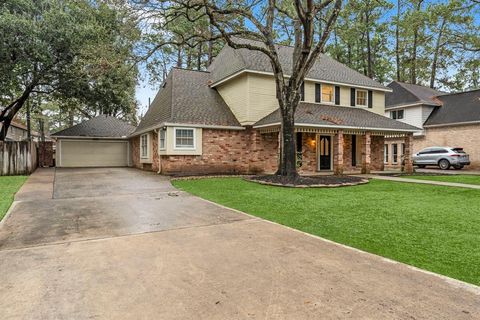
xmin=0 ymin=168 xmax=479 ymax=319
xmin=366 ymin=174 xmax=480 ymax=189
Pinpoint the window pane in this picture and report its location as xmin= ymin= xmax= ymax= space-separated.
xmin=356 ymin=90 xmax=367 ymax=106
xmin=175 ymin=129 xmax=194 ymax=148
xmin=159 ymin=130 xmax=166 ymax=149
xmin=321 ymin=85 xmax=334 ymax=103
xmin=398 ymin=110 xmax=404 ymax=119
xmin=392 ymin=144 xmax=398 ymax=163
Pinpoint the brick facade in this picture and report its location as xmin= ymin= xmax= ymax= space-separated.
xmin=386 ymin=123 xmax=480 ymax=169
xmin=131 ymin=128 xmax=387 ymax=175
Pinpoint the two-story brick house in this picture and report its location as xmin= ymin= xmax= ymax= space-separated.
xmin=384 ymin=81 xmax=480 ymax=169
xmin=130 ymin=41 xmax=419 ymax=175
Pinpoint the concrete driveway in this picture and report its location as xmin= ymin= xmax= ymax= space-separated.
xmin=0 ymin=168 xmax=478 ymax=319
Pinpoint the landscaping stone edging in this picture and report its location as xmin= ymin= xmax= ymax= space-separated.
xmin=244 ymin=177 xmax=370 ymax=188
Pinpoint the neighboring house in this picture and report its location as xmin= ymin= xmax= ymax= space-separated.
xmin=385 ymin=81 xmax=480 ymax=168
xmin=52 ymin=115 xmax=135 ymax=167
xmin=130 ymin=40 xmax=419 ymax=175
xmin=0 ymin=120 xmax=41 ymax=141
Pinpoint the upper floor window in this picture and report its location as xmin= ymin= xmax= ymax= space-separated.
xmin=300 ymin=82 xmax=305 ymax=101
xmin=356 ymin=90 xmax=368 ymax=106
xmin=321 ymin=84 xmax=334 ymax=103
xmin=390 ymin=110 xmax=404 ymax=120
xmin=175 ymin=128 xmax=195 ymax=149
xmin=159 ymin=129 xmax=166 ymax=150
xmin=140 ymin=134 xmax=149 ymax=158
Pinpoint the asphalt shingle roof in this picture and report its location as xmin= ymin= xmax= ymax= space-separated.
xmin=254 ymin=103 xmax=420 ymax=132
xmin=386 ymin=81 xmax=444 ymax=108
xmin=133 ymin=68 xmax=241 ymax=135
xmin=424 ymin=89 xmax=480 ymax=126
xmin=52 ymin=115 xmax=135 ymax=138
xmin=208 ymin=39 xmax=388 ymax=90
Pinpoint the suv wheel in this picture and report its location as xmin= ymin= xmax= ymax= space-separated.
xmin=438 ymin=159 xmax=450 ymax=170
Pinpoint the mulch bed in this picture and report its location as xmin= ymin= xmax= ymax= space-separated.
xmin=246 ymin=175 xmax=369 ymax=188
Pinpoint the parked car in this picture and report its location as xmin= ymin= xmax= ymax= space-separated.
xmin=412 ymin=147 xmax=470 ymax=170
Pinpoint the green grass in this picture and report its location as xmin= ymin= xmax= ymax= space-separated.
xmin=403 ymin=174 xmax=480 ymax=185
xmin=0 ymin=176 xmax=27 ymax=221
xmin=173 ymin=178 xmax=480 ymax=286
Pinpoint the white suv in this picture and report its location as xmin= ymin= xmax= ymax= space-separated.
xmin=412 ymin=147 xmax=470 ymax=170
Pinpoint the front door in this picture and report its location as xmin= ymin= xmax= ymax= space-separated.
xmin=319 ymin=135 xmax=331 ymax=170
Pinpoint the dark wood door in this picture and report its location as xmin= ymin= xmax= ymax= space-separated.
xmin=319 ymin=136 xmax=331 ymax=170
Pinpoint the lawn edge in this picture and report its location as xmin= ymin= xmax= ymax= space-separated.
xmin=0 ymin=201 xmax=19 ymax=227
xmin=184 ymin=191 xmax=480 ymax=295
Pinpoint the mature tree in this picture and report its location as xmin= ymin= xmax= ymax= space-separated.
xmin=0 ymin=0 xmax=138 ymax=140
xmin=133 ymin=0 xmax=342 ymax=178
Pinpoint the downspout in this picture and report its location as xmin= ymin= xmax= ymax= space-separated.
xmin=154 ymin=128 xmax=162 ymax=174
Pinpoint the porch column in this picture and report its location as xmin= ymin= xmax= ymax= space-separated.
xmin=333 ymin=130 xmax=344 ymax=175
xmin=402 ymin=133 xmax=414 ymax=174
xmin=361 ymin=132 xmax=371 ymax=174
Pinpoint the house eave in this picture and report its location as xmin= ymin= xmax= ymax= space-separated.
xmin=385 ymin=102 xmax=440 ymax=110
xmin=211 ymin=69 xmax=393 ymax=92
xmin=52 ymin=136 xmax=130 ymax=140
xmin=129 ymin=122 xmax=245 ymax=137
xmin=253 ymin=122 xmax=420 ymax=133
xmin=424 ymin=120 xmax=480 ymax=128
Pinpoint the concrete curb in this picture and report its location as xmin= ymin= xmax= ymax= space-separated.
xmin=190 ymin=194 xmax=480 ymax=296
xmin=0 ymin=201 xmax=19 ymax=229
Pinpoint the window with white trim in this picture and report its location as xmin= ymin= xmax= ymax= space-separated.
xmin=175 ymin=128 xmax=195 ymax=149
xmin=321 ymin=84 xmax=334 ymax=103
xmin=390 ymin=109 xmax=404 ymax=120
xmin=140 ymin=134 xmax=149 ymax=158
xmin=392 ymin=144 xmax=398 ymax=164
xmin=384 ymin=144 xmax=389 ymax=163
xmin=356 ymin=90 xmax=368 ymax=106
xmin=159 ymin=129 xmax=166 ymax=150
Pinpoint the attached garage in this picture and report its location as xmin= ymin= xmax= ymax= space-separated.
xmin=52 ymin=115 xmax=135 ymax=168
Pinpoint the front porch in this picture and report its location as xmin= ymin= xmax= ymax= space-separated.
xmin=259 ymin=127 xmax=414 ymax=175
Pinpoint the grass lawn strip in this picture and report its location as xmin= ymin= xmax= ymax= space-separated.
xmin=173 ymin=178 xmax=480 ymax=286
xmin=0 ymin=176 xmax=28 ymax=221
xmin=402 ymin=174 xmax=480 ymax=186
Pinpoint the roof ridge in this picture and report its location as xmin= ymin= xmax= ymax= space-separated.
xmin=440 ymin=88 xmax=480 ymax=96
xmin=172 ymin=66 xmax=211 ymax=74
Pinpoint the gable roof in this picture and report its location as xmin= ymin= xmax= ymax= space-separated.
xmin=132 ymin=68 xmax=241 ymax=135
xmin=52 ymin=115 xmax=135 ymax=138
xmin=386 ymin=81 xmax=445 ymax=109
xmin=254 ymin=103 xmax=420 ymax=132
xmin=208 ymin=39 xmax=389 ymax=91
xmin=424 ymin=89 xmax=480 ymax=127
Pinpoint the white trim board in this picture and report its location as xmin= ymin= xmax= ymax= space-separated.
xmin=210 ymin=69 xmax=393 ymax=92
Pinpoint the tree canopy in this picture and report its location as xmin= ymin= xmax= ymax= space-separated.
xmin=0 ymin=0 xmax=139 ymax=138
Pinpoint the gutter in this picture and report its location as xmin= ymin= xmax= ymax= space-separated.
xmin=129 ymin=122 xmax=245 ymax=137
xmin=253 ymin=122 xmax=421 ymax=133
xmin=51 ymin=136 xmax=129 ymax=140
xmin=424 ymin=120 xmax=480 ymax=128
xmin=210 ymin=69 xmax=393 ymax=93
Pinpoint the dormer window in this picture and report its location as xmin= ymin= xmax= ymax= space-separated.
xmin=321 ymin=84 xmax=334 ymax=103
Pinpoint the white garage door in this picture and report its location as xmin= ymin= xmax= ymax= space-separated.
xmin=58 ymin=140 xmax=129 ymax=167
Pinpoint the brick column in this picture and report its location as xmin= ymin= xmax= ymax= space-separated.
xmin=361 ymin=132 xmax=371 ymax=174
xmin=333 ymin=131 xmax=344 ymax=175
xmin=402 ymin=133 xmax=414 ymax=174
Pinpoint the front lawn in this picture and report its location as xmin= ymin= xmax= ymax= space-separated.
xmin=173 ymin=178 xmax=480 ymax=285
xmin=403 ymin=174 xmax=480 ymax=185
xmin=0 ymin=176 xmax=27 ymax=221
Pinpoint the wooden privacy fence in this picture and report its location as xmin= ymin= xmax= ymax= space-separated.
xmin=0 ymin=141 xmax=38 ymax=176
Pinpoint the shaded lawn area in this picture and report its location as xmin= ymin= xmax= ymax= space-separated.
xmin=173 ymin=178 xmax=480 ymax=286
xmin=404 ymin=174 xmax=480 ymax=186
xmin=0 ymin=176 xmax=27 ymax=221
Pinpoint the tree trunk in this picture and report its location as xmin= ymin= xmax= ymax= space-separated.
xmin=430 ymin=18 xmax=446 ymax=88
xmin=396 ymin=0 xmax=401 ymax=81
xmin=176 ymin=46 xmax=183 ymax=67
xmin=197 ymin=43 xmax=203 ymax=70
xmin=0 ymin=86 xmax=33 ymax=141
xmin=207 ymin=25 xmax=214 ymax=66
xmin=365 ymin=10 xmax=373 ymax=78
xmin=276 ymin=107 xmax=298 ymax=178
